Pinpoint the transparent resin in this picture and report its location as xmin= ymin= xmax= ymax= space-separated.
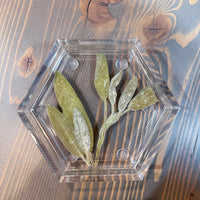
xmin=18 ymin=39 xmax=179 ymax=182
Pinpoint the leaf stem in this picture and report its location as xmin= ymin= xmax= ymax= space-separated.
xmin=104 ymin=100 xmax=108 ymax=121
xmin=81 ymin=155 xmax=91 ymax=166
xmin=94 ymin=108 xmax=131 ymax=166
xmin=120 ymin=108 xmax=131 ymax=117
xmin=111 ymin=104 xmax=115 ymax=115
xmin=94 ymin=125 xmax=109 ymax=166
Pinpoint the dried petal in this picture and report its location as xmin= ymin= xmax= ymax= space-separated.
xmin=94 ymin=53 xmax=110 ymax=101
xmin=108 ymin=71 xmax=123 ymax=113
xmin=128 ymin=86 xmax=158 ymax=110
xmin=73 ymin=107 xmax=91 ymax=154
xmin=46 ymin=105 xmax=84 ymax=158
xmin=54 ymin=72 xmax=93 ymax=152
xmin=118 ymin=76 xmax=138 ymax=112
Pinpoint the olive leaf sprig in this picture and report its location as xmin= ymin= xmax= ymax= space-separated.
xmin=94 ymin=53 xmax=158 ymax=166
xmin=47 ymin=54 xmax=158 ymax=167
xmin=47 ymin=72 xmax=93 ymax=166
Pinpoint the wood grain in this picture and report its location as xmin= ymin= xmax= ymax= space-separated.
xmin=0 ymin=0 xmax=200 ymax=199
xmin=18 ymin=47 xmax=37 ymax=77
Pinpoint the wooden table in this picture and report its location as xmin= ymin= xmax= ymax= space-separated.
xmin=0 ymin=0 xmax=200 ymax=199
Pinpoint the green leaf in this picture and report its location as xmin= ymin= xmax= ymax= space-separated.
xmin=94 ymin=53 xmax=110 ymax=101
xmin=108 ymin=71 xmax=123 ymax=113
xmin=104 ymin=112 xmax=121 ymax=127
xmin=54 ymin=72 xmax=93 ymax=152
xmin=46 ymin=105 xmax=84 ymax=158
xmin=73 ymin=107 xmax=91 ymax=154
xmin=94 ymin=112 xmax=120 ymax=166
xmin=128 ymin=86 xmax=158 ymax=110
xmin=118 ymin=76 xmax=138 ymax=112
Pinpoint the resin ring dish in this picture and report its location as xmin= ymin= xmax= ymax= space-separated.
xmin=18 ymin=39 xmax=179 ymax=182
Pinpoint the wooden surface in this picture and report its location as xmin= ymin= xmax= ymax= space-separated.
xmin=0 ymin=0 xmax=200 ymax=199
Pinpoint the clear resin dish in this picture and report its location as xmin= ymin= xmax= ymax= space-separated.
xmin=18 ymin=39 xmax=179 ymax=182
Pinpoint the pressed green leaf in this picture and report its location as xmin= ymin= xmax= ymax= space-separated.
xmin=108 ymin=71 xmax=123 ymax=113
xmin=54 ymin=72 xmax=93 ymax=152
xmin=104 ymin=112 xmax=120 ymax=127
xmin=94 ymin=112 xmax=120 ymax=166
xmin=128 ymin=86 xmax=158 ymax=110
xmin=73 ymin=107 xmax=91 ymax=154
xmin=46 ymin=105 xmax=84 ymax=158
xmin=94 ymin=53 xmax=110 ymax=101
xmin=118 ymin=76 xmax=138 ymax=112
